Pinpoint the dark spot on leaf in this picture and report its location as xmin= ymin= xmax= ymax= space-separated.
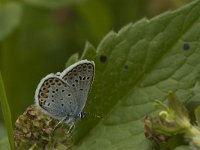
xmin=61 ymin=104 xmax=64 ymax=106
xmin=52 ymin=100 xmax=54 ymax=102
xmin=72 ymin=84 xmax=75 ymax=87
xmin=80 ymin=88 xmax=83 ymax=91
xmin=56 ymin=89 xmax=58 ymax=91
xmin=47 ymin=103 xmax=50 ymax=106
xmin=62 ymin=89 xmax=65 ymax=92
xmin=68 ymin=94 xmax=71 ymax=96
xmin=100 ymin=55 xmax=107 ymax=62
xmin=87 ymin=77 xmax=90 ymax=79
xmin=183 ymin=43 xmax=190 ymax=51
xmin=75 ymin=79 xmax=78 ymax=82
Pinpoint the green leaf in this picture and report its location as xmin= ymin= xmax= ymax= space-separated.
xmin=65 ymin=53 xmax=79 ymax=68
xmin=69 ymin=0 xmax=200 ymax=149
xmin=0 ymin=2 xmax=22 ymax=41
xmin=0 ymin=73 xmax=14 ymax=150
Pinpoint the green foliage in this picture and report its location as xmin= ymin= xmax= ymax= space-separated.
xmin=0 ymin=74 xmax=14 ymax=150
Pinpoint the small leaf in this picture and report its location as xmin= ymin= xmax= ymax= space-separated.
xmin=65 ymin=53 xmax=79 ymax=68
xmin=0 ymin=73 xmax=14 ymax=150
xmin=168 ymin=91 xmax=189 ymax=119
xmin=0 ymin=2 xmax=22 ymax=41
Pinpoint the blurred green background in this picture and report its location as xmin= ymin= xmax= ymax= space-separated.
xmin=0 ymin=0 xmax=192 ymax=139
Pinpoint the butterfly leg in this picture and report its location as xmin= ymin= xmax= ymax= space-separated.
xmin=50 ymin=117 xmax=66 ymax=137
xmin=67 ymin=122 xmax=75 ymax=134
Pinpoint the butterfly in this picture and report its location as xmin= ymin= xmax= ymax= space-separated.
xmin=35 ymin=60 xmax=95 ymax=130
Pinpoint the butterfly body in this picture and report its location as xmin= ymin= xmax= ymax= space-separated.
xmin=35 ymin=60 xmax=95 ymax=125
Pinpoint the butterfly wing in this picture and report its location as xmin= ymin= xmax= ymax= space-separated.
xmin=35 ymin=74 xmax=77 ymax=121
xmin=61 ymin=60 xmax=95 ymax=116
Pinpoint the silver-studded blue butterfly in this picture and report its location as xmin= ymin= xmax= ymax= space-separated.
xmin=35 ymin=60 xmax=95 ymax=129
